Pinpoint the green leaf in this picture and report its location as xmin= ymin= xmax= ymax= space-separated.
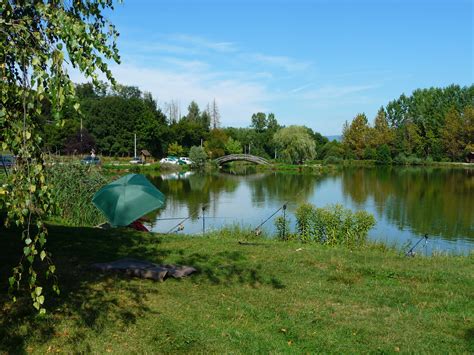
xmin=8 ymin=276 xmax=15 ymax=287
xmin=40 ymin=250 xmax=46 ymax=261
xmin=38 ymin=295 xmax=45 ymax=305
xmin=35 ymin=287 xmax=42 ymax=296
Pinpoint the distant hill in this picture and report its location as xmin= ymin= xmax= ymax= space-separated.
xmin=325 ymin=135 xmax=342 ymax=142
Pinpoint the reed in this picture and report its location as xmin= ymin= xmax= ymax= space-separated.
xmin=47 ymin=164 xmax=109 ymax=226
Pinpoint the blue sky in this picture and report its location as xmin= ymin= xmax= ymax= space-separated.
xmin=79 ymin=0 xmax=473 ymax=135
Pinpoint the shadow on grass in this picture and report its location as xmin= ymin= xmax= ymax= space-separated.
xmin=176 ymin=250 xmax=286 ymax=289
xmin=0 ymin=224 xmax=285 ymax=352
xmin=0 ymin=225 xmax=166 ymax=352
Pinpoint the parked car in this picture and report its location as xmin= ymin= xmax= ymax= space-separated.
xmin=129 ymin=157 xmax=144 ymax=164
xmin=0 ymin=154 xmax=15 ymax=168
xmin=80 ymin=156 xmax=101 ymax=165
xmin=159 ymin=156 xmax=178 ymax=165
xmin=179 ymin=157 xmax=193 ymax=165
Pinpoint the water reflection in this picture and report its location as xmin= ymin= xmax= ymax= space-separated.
xmin=147 ymin=167 xmax=474 ymax=253
xmin=340 ymin=167 xmax=474 ymax=240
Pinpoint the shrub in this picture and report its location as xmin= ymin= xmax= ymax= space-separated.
xmin=294 ymin=203 xmax=376 ymax=246
xmin=295 ymin=202 xmax=314 ymax=242
xmin=189 ymin=146 xmax=208 ymax=169
xmin=167 ymin=142 xmax=184 ymax=157
xmin=376 ymin=144 xmax=392 ymax=164
xmin=274 ymin=215 xmax=291 ymax=241
xmin=323 ymin=156 xmax=342 ymax=165
xmin=47 ymin=164 xmax=109 ymax=226
xmin=364 ymin=147 xmax=377 ymax=160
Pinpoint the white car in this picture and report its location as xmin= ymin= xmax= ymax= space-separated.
xmin=129 ymin=157 xmax=143 ymax=164
xmin=160 ymin=157 xmax=178 ymax=164
xmin=179 ymin=157 xmax=193 ymax=165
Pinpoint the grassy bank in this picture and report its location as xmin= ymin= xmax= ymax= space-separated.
xmin=1 ymin=225 xmax=473 ymax=353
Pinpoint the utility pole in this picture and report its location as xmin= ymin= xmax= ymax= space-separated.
xmin=134 ymin=133 xmax=137 ymax=158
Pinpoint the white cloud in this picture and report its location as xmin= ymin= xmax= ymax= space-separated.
xmin=88 ymin=63 xmax=271 ymax=126
xmin=300 ymin=84 xmax=379 ymax=100
xmin=247 ymin=53 xmax=311 ymax=72
xmin=167 ymin=33 xmax=238 ymax=53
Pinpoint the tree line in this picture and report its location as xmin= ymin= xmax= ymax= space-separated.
xmin=39 ymin=82 xmax=473 ymax=164
xmin=40 ymin=82 xmax=332 ymax=164
xmin=341 ymin=85 xmax=474 ymax=163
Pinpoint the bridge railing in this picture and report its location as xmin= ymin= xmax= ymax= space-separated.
xmin=214 ymin=154 xmax=270 ymax=165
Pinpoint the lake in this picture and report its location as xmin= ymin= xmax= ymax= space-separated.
xmin=146 ymin=166 xmax=474 ymax=255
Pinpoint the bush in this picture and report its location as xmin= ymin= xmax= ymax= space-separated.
xmin=47 ymin=164 xmax=109 ymax=226
xmin=376 ymin=144 xmax=392 ymax=164
xmin=274 ymin=215 xmax=291 ymax=241
xmin=364 ymin=147 xmax=377 ymax=160
xmin=294 ymin=203 xmax=376 ymax=246
xmin=189 ymin=146 xmax=208 ymax=169
xmin=323 ymin=156 xmax=342 ymax=165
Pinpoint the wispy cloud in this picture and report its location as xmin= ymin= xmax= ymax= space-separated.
xmin=301 ymin=84 xmax=379 ymax=100
xmin=168 ymin=33 xmax=238 ymax=53
xmin=289 ymin=83 xmax=313 ymax=93
xmin=247 ymin=53 xmax=311 ymax=72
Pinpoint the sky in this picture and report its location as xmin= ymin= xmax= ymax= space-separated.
xmin=72 ymin=0 xmax=473 ymax=135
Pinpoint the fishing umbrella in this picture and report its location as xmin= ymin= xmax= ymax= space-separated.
xmin=92 ymin=174 xmax=165 ymax=227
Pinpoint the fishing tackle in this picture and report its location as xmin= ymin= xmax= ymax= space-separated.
xmin=405 ymin=234 xmax=428 ymax=257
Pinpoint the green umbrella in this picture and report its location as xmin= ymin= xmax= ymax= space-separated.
xmin=92 ymin=174 xmax=165 ymax=227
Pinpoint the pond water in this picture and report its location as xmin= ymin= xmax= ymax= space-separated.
xmin=146 ymin=166 xmax=474 ymax=255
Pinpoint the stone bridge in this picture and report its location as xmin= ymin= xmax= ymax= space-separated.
xmin=214 ymin=154 xmax=271 ymax=166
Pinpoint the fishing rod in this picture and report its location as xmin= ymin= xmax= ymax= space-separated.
xmin=165 ymin=199 xmax=216 ymax=234
xmin=253 ymin=204 xmax=286 ymax=233
xmin=405 ymin=234 xmax=428 ymax=257
xmin=251 ymin=188 xmax=308 ymax=235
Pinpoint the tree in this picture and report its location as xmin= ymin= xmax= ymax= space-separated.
xmin=376 ymin=144 xmax=392 ymax=164
xmin=372 ymin=107 xmax=395 ymax=149
xmin=251 ymin=112 xmax=267 ymax=133
xmin=225 ymin=137 xmax=243 ymax=154
xmin=210 ymin=99 xmax=220 ymax=129
xmin=204 ymin=129 xmax=228 ymax=158
xmin=441 ymin=108 xmax=464 ymax=160
xmin=273 ymin=126 xmax=316 ymax=164
xmin=189 ymin=146 xmax=208 ymax=169
xmin=186 ymin=101 xmax=200 ymax=122
xmin=342 ymin=113 xmax=370 ymax=159
xmin=167 ymin=142 xmax=184 ymax=157
xmin=0 ymin=0 xmax=120 ymax=312
xmin=63 ymin=129 xmax=96 ymax=155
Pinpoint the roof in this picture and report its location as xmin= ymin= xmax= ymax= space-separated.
xmin=141 ymin=149 xmax=152 ymax=156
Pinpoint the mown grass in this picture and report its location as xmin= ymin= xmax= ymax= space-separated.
xmin=1 ymin=225 xmax=473 ymax=353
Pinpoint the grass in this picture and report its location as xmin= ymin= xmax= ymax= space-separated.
xmin=1 ymin=225 xmax=473 ymax=353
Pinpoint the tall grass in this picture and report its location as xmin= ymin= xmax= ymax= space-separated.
xmin=47 ymin=164 xmax=109 ymax=226
xmin=294 ymin=203 xmax=376 ymax=245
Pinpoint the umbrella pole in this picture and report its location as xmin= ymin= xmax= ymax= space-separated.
xmin=202 ymin=206 xmax=206 ymax=236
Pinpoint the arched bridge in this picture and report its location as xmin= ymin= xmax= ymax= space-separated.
xmin=214 ymin=154 xmax=271 ymax=166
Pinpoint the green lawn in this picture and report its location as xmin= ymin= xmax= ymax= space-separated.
xmin=1 ymin=225 xmax=473 ymax=353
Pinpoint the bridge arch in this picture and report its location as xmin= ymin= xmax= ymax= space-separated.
xmin=214 ymin=154 xmax=271 ymax=166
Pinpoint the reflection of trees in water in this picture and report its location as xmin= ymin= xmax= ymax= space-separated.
xmin=146 ymin=172 xmax=320 ymax=220
xmin=341 ymin=167 xmax=474 ymax=239
xmin=247 ymin=173 xmax=320 ymax=207
xmin=147 ymin=173 xmax=239 ymax=219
